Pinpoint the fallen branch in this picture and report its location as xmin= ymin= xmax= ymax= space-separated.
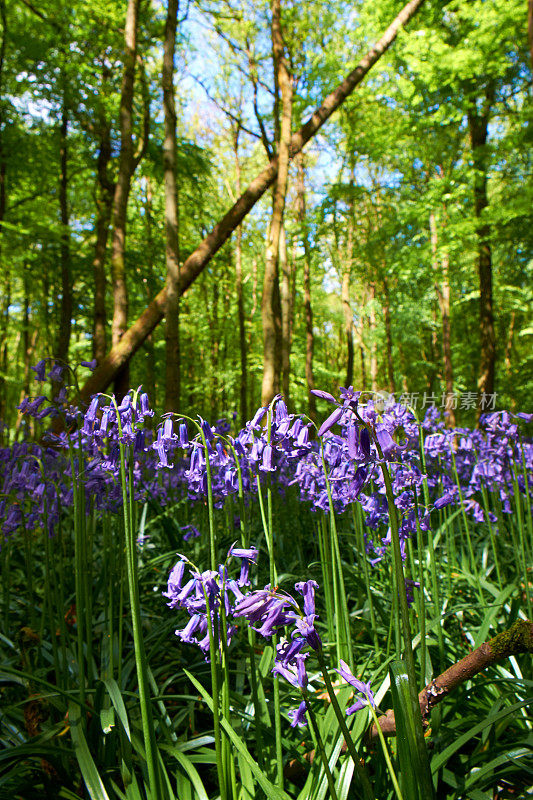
xmin=368 ymin=619 xmax=533 ymax=740
xmin=284 ymin=620 xmax=532 ymax=781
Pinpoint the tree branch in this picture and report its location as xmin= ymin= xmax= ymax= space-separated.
xmin=79 ymin=0 xmax=426 ymax=402
xmin=368 ymin=619 xmax=533 ymax=740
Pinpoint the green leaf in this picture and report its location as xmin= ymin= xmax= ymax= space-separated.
xmin=184 ymin=670 xmax=292 ymax=800
xmin=69 ymin=702 xmax=111 ymax=800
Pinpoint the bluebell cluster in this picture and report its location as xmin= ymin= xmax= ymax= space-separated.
xmin=164 ymin=545 xmax=374 ymax=727
xmin=1 ymin=367 xmax=532 ymax=556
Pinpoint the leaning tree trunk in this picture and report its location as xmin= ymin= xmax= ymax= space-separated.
xmin=79 ymin=0 xmax=425 ymax=403
xmin=468 ymin=85 xmax=495 ymax=414
xmin=163 ymin=0 xmax=181 ymax=413
xmin=110 ymin=0 xmax=139 ymax=398
xmin=261 ymin=0 xmax=293 ymax=406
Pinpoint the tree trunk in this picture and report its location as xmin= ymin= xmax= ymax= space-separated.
xmin=80 ymin=0 xmax=425 ymax=403
xmin=0 ymin=154 xmax=7 ymax=434
xmin=280 ymin=223 xmax=292 ymax=405
xmin=233 ymin=126 xmax=248 ymax=426
xmin=369 ymin=283 xmax=378 ymax=393
xmin=261 ymin=0 xmax=293 ymax=406
xmin=468 ymin=85 xmax=495 ymax=411
xmin=296 ymin=155 xmax=317 ymax=422
xmin=111 ymin=0 xmax=139 ymax=398
xmin=15 ymin=271 xmax=38 ymax=439
xmin=527 ymin=0 xmax=533 ymax=68
xmin=92 ymin=92 xmax=114 ymax=364
xmin=55 ymin=96 xmax=72 ymax=380
xmin=429 ymin=210 xmax=455 ymax=426
xmin=163 ymin=0 xmax=181 ymax=413
xmin=382 ymin=277 xmax=395 ymax=394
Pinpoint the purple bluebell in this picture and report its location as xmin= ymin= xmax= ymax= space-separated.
xmin=336 ymin=659 xmax=375 ymax=715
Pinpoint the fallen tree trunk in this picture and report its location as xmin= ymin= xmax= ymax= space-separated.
xmin=80 ymin=0 xmax=425 ymax=403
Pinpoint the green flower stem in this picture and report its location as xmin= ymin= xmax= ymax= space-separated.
xmin=316 ymin=650 xmax=374 ymax=800
xmin=68 ymin=438 xmax=85 ymax=709
xmin=302 ymin=691 xmax=339 ymax=800
xmin=264 ymin=403 xmax=283 ymax=789
xmin=223 ymin=438 xmax=265 ymax=769
xmin=202 ymin=593 xmax=227 ymax=800
xmin=319 ymin=513 xmax=336 ymax=648
xmin=352 ymin=505 xmax=379 ymax=650
xmin=117 ymin=428 xmax=162 ymax=800
xmin=449 ymin=446 xmax=483 ymax=604
xmin=367 ymin=702 xmax=404 ymax=800
xmin=479 ymin=482 xmax=503 ymax=589
xmin=220 ymin=599 xmax=238 ymax=800
xmin=413 ymin=495 xmax=427 ymax=684
xmin=418 ymin=426 xmax=445 ymax=669
xmin=320 ymin=443 xmax=352 ymax=668
xmin=510 ymin=465 xmax=532 ymax=619
xmin=371 ymin=432 xmax=434 ymax=800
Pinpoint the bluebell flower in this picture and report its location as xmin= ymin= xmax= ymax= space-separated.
xmin=288 ymin=701 xmax=307 ymax=728
xmin=336 ymin=659 xmax=375 ymax=715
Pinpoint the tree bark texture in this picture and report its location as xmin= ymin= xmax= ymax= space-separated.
xmin=110 ymin=0 xmax=139 ymax=398
xmin=80 ymin=0 xmax=426 ymax=404
xmin=261 ymin=0 xmax=292 ymax=406
xmin=468 ymin=85 xmax=495 ymax=410
xmin=163 ymin=0 xmax=181 ymax=413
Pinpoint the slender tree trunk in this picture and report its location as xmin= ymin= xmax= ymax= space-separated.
xmin=505 ymin=310 xmax=515 ymax=377
xmin=369 ymin=283 xmax=378 ymax=393
xmin=0 ymin=154 xmax=8 ymax=433
xmin=232 ymin=127 xmax=248 ymax=426
xmin=342 ymin=161 xmax=356 ymax=388
xmin=80 ymin=0 xmax=425 ymax=402
xmin=92 ymin=94 xmax=114 ymax=364
xmin=163 ymin=0 xmax=181 ymax=412
xmin=429 ymin=210 xmax=455 ymax=426
xmin=55 ymin=96 xmax=72 ymax=380
xmin=261 ymin=0 xmax=293 ymax=406
xmin=382 ymin=277 xmax=395 ymax=394
xmin=527 ymin=0 xmax=533 ymax=68
xmin=15 ymin=271 xmax=37 ymax=439
xmin=111 ymin=0 xmax=139 ymax=398
xmin=341 ymin=268 xmax=354 ymax=388
xmin=468 ymin=85 xmax=495 ymax=411
xmin=142 ymin=178 xmax=157 ymax=411
xmin=280 ymin=223 xmax=292 ymax=404
xmin=212 ymin=279 xmax=219 ymax=420
xmin=298 ymin=158 xmax=317 ymax=419
xmin=0 ymin=0 xmax=7 ymax=433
